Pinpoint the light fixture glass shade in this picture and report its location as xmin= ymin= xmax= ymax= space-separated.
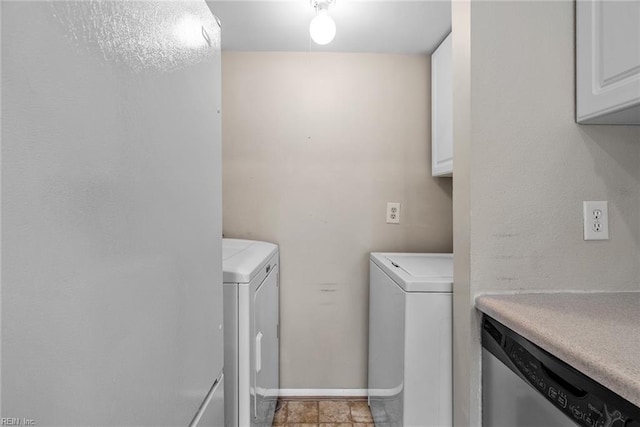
xmin=309 ymin=12 xmax=336 ymax=45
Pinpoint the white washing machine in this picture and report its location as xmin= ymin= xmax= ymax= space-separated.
xmin=368 ymin=253 xmax=453 ymax=427
xmin=223 ymin=239 xmax=279 ymax=427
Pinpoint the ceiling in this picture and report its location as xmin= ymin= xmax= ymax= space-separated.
xmin=206 ymin=0 xmax=451 ymax=54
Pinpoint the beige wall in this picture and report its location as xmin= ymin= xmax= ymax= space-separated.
xmin=222 ymin=52 xmax=453 ymax=389
xmin=453 ymin=1 xmax=640 ymax=425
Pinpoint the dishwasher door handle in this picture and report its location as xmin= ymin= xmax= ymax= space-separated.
xmin=540 ymin=362 xmax=587 ymax=398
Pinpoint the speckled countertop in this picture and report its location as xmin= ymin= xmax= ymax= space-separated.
xmin=476 ymin=292 xmax=640 ymax=408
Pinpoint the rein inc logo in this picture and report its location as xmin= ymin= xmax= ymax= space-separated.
xmin=1 ymin=419 xmax=36 ymax=426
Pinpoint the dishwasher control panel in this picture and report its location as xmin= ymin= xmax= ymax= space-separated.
xmin=482 ymin=316 xmax=640 ymax=427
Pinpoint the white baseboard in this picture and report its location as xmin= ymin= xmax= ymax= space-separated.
xmin=278 ymin=389 xmax=368 ymax=398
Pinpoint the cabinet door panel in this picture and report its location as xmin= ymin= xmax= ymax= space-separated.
xmin=577 ymin=0 xmax=640 ymax=124
xmin=432 ymin=33 xmax=453 ymax=176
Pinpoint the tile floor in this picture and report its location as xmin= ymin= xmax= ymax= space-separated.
xmin=273 ymin=398 xmax=374 ymax=427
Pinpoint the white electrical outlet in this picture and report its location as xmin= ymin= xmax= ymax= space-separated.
xmin=583 ymin=201 xmax=609 ymax=240
xmin=386 ymin=202 xmax=401 ymax=224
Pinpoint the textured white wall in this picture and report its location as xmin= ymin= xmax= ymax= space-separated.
xmin=2 ymin=2 xmax=223 ymax=424
xmin=222 ymin=52 xmax=453 ymax=389
xmin=469 ymin=2 xmax=640 ymax=294
xmin=453 ymin=1 xmax=640 ymax=425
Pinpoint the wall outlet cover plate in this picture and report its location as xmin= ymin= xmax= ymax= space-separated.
xmin=583 ymin=201 xmax=609 ymax=241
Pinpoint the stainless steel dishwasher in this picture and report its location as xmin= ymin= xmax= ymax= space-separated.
xmin=482 ymin=316 xmax=640 ymax=427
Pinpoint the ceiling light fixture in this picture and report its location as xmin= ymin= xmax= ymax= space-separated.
xmin=309 ymin=0 xmax=336 ymax=45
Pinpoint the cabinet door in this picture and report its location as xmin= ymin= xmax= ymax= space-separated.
xmin=577 ymin=0 xmax=640 ymax=124
xmin=432 ymin=33 xmax=453 ymax=176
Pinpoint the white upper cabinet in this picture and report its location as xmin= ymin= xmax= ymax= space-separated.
xmin=577 ymin=0 xmax=640 ymax=124
xmin=432 ymin=32 xmax=453 ymax=177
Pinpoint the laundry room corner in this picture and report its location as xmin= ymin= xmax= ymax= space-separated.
xmin=220 ymin=51 xmax=454 ymax=391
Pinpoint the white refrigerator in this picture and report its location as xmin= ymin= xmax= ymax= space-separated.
xmin=1 ymin=1 xmax=224 ymax=425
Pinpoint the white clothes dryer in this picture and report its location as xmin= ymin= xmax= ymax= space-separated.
xmin=368 ymin=252 xmax=453 ymax=427
xmin=223 ymin=239 xmax=279 ymax=427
